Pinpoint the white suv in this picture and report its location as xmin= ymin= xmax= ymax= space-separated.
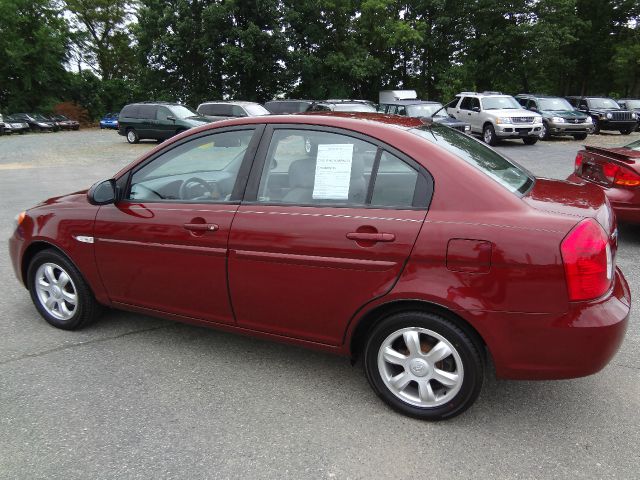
xmin=447 ymin=92 xmax=543 ymax=145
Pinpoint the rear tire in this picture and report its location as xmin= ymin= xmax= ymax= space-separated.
xmin=364 ymin=311 xmax=484 ymax=420
xmin=573 ymin=133 xmax=588 ymax=140
xmin=27 ymin=249 xmax=101 ymax=330
xmin=126 ymin=128 xmax=139 ymax=144
xmin=482 ymin=124 xmax=498 ymax=146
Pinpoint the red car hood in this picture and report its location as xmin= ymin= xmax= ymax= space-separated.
xmin=32 ymin=190 xmax=89 ymax=209
xmin=523 ymin=178 xmax=613 ymax=232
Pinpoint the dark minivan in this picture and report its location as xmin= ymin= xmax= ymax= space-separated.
xmin=118 ymin=102 xmax=211 ymax=144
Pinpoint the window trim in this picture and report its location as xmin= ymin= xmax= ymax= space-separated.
xmin=242 ymin=124 xmax=433 ymax=211
xmin=116 ymin=125 xmax=265 ymax=205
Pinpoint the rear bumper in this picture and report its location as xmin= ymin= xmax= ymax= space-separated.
xmin=480 ymin=268 xmax=630 ymax=380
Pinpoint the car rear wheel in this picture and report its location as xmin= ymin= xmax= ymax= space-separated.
xmin=523 ymin=137 xmax=538 ymax=145
xmin=126 ymin=128 xmax=139 ymax=144
xmin=27 ymin=249 xmax=101 ymax=330
xmin=573 ymin=133 xmax=588 ymax=140
xmin=482 ymin=124 xmax=498 ymax=146
xmin=364 ymin=311 xmax=484 ymax=420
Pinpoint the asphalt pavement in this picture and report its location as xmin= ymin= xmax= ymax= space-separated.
xmin=1 ymin=129 xmax=638 ymax=479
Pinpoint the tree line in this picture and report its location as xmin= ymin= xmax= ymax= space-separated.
xmin=1 ymin=0 xmax=639 ymax=119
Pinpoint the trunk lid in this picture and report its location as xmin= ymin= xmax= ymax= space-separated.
xmin=523 ymin=178 xmax=615 ymax=235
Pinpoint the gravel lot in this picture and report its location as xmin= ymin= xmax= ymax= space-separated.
xmin=1 ymin=128 xmax=639 ymax=479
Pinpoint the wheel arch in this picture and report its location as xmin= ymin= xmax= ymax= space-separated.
xmin=22 ymin=241 xmax=82 ymax=289
xmin=349 ymin=299 xmax=489 ymax=363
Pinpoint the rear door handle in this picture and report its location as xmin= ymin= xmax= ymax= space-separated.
xmin=183 ymin=223 xmax=219 ymax=232
xmin=346 ymin=232 xmax=395 ymax=242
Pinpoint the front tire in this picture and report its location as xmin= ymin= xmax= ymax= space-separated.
xmin=364 ymin=311 xmax=484 ymax=420
xmin=482 ymin=124 xmax=498 ymax=146
xmin=620 ymin=127 xmax=633 ymax=135
xmin=539 ymin=121 xmax=551 ymax=140
xmin=573 ymin=133 xmax=588 ymax=140
xmin=27 ymin=249 xmax=100 ymax=330
xmin=592 ymin=118 xmax=600 ymax=134
xmin=523 ymin=137 xmax=538 ymax=145
xmin=126 ymin=128 xmax=139 ymax=144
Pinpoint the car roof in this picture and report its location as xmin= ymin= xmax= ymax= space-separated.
xmin=199 ymin=101 xmax=262 ymax=106
xmin=456 ymin=91 xmax=508 ymax=98
xmin=381 ymin=100 xmax=442 ymax=106
xmin=265 ymin=99 xmax=312 ymax=103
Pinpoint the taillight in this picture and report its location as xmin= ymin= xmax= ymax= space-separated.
xmin=606 ymin=163 xmax=640 ymax=187
xmin=561 ymin=219 xmax=613 ymax=302
xmin=574 ymin=152 xmax=584 ymax=172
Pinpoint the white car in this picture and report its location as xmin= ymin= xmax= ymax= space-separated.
xmin=447 ymin=92 xmax=543 ymax=145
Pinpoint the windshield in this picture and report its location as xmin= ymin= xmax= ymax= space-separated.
xmin=410 ymin=124 xmax=534 ymax=194
xmin=32 ymin=114 xmax=49 ymax=121
xmin=623 ymin=139 xmax=640 ymax=151
xmin=623 ymin=100 xmax=640 ymax=109
xmin=588 ymin=98 xmax=620 ymax=109
xmin=538 ymin=98 xmax=573 ymax=111
xmin=169 ymin=105 xmax=201 ymax=119
xmin=245 ymin=104 xmax=270 ymax=116
xmin=406 ymin=104 xmax=448 ymax=118
xmin=481 ymin=96 xmax=521 ymax=110
xmin=333 ymin=103 xmax=377 ymax=112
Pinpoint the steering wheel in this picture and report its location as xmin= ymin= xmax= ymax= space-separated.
xmin=179 ymin=177 xmax=219 ymax=200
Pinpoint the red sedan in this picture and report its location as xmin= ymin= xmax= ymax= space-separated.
xmin=9 ymin=113 xmax=630 ymax=420
xmin=568 ymin=139 xmax=640 ymax=223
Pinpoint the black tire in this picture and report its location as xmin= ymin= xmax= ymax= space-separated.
xmin=523 ymin=137 xmax=538 ymax=145
xmin=573 ymin=133 xmax=588 ymax=140
xmin=539 ymin=121 xmax=551 ymax=140
xmin=126 ymin=128 xmax=139 ymax=144
xmin=482 ymin=124 xmax=498 ymax=146
xmin=27 ymin=249 xmax=101 ymax=330
xmin=592 ymin=118 xmax=600 ymax=134
xmin=620 ymin=127 xmax=633 ymax=135
xmin=364 ymin=311 xmax=484 ymax=420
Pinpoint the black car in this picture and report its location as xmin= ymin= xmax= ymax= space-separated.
xmin=616 ymin=99 xmax=640 ymax=131
xmin=11 ymin=113 xmax=55 ymax=132
xmin=565 ymin=96 xmax=637 ymax=134
xmin=52 ymin=114 xmax=80 ymax=130
xmin=264 ymin=100 xmax=314 ymax=114
xmin=378 ymin=99 xmax=472 ymax=134
xmin=515 ymin=94 xmax=593 ymax=140
xmin=118 ymin=102 xmax=211 ymax=143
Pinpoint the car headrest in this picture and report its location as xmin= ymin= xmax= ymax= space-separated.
xmin=215 ymin=136 xmax=241 ymax=148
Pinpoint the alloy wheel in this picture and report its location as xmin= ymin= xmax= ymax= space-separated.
xmin=34 ymin=262 xmax=77 ymax=321
xmin=377 ymin=327 xmax=464 ymax=408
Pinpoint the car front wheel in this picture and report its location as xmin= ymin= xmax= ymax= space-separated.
xmin=539 ymin=121 xmax=550 ymax=140
xmin=126 ymin=128 xmax=139 ymax=144
xmin=573 ymin=133 xmax=588 ymax=140
xmin=482 ymin=124 xmax=498 ymax=146
xmin=27 ymin=249 xmax=100 ymax=330
xmin=620 ymin=127 xmax=633 ymax=135
xmin=523 ymin=137 xmax=538 ymax=145
xmin=364 ymin=311 xmax=484 ymax=420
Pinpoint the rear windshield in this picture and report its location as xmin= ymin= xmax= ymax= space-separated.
xmin=410 ymin=125 xmax=534 ymax=194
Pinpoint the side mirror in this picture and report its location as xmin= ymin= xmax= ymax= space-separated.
xmin=88 ymin=179 xmax=117 ymax=205
xmin=166 ymin=115 xmax=176 ymax=121
xmin=472 ymin=106 xmax=480 ymax=112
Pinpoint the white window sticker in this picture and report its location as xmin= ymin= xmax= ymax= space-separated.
xmin=312 ymin=144 xmax=354 ymax=200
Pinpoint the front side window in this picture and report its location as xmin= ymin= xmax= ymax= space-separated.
xmin=128 ymin=129 xmax=254 ymax=202
xmin=411 ymin=124 xmax=533 ymax=194
xmin=244 ymin=104 xmax=270 ymax=116
xmin=256 ymin=129 xmax=425 ymax=209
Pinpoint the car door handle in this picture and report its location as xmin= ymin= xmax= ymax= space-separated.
xmin=183 ymin=223 xmax=219 ymax=232
xmin=346 ymin=232 xmax=395 ymax=242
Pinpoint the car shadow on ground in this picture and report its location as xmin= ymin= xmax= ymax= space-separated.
xmin=87 ymin=308 xmax=628 ymax=428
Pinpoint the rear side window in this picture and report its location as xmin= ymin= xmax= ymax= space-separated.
xmin=120 ymin=105 xmax=139 ymax=118
xmin=199 ymin=104 xmax=234 ymax=116
xmin=231 ymin=105 xmax=247 ymax=117
xmin=138 ymin=105 xmax=157 ymax=119
xmin=411 ymin=124 xmax=533 ymax=194
xmin=255 ymin=129 xmax=427 ymax=209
